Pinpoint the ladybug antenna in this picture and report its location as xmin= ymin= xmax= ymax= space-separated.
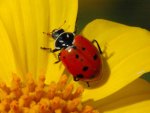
xmin=43 ymin=20 xmax=66 ymax=37
xmin=43 ymin=31 xmax=52 ymax=36
xmin=58 ymin=20 xmax=66 ymax=29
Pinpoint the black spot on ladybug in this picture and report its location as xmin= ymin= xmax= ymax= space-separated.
xmin=82 ymin=66 xmax=88 ymax=72
xmin=82 ymin=47 xmax=86 ymax=51
xmin=76 ymin=74 xmax=84 ymax=78
xmin=93 ymin=54 xmax=98 ymax=60
xmin=75 ymin=54 xmax=79 ymax=59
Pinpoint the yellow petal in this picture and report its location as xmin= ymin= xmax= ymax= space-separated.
xmin=11 ymin=0 xmax=52 ymax=79
xmin=103 ymin=97 xmax=150 ymax=113
xmin=0 ymin=0 xmax=78 ymax=83
xmin=45 ymin=0 xmax=78 ymax=83
xmin=93 ymin=78 xmax=150 ymax=113
xmin=0 ymin=19 xmax=19 ymax=85
xmin=81 ymin=19 xmax=150 ymax=101
xmin=0 ymin=0 xmax=51 ymax=79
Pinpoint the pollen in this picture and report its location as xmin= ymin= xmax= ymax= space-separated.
xmin=0 ymin=74 xmax=99 ymax=113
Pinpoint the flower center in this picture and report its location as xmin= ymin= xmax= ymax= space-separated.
xmin=0 ymin=74 xmax=99 ymax=113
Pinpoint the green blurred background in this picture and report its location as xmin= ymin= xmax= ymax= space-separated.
xmin=78 ymin=0 xmax=150 ymax=82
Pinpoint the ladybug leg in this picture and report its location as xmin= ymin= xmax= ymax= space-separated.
xmin=86 ymin=82 xmax=90 ymax=87
xmin=41 ymin=47 xmax=61 ymax=53
xmin=54 ymin=53 xmax=61 ymax=64
xmin=43 ymin=32 xmax=51 ymax=36
xmin=73 ymin=17 xmax=78 ymax=34
xmin=51 ymin=49 xmax=61 ymax=63
xmin=40 ymin=47 xmax=53 ymax=52
xmin=73 ymin=24 xmax=77 ymax=34
xmin=92 ymin=40 xmax=102 ymax=54
xmin=50 ymin=48 xmax=61 ymax=53
xmin=41 ymin=47 xmax=61 ymax=63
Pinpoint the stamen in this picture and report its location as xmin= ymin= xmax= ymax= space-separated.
xmin=0 ymin=74 xmax=99 ymax=113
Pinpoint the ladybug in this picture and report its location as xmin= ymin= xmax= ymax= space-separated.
xmin=41 ymin=28 xmax=103 ymax=86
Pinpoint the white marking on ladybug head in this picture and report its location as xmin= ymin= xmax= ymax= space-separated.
xmin=59 ymin=40 xmax=64 ymax=43
xmin=66 ymin=34 xmax=69 ymax=38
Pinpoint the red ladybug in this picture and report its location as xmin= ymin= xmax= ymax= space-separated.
xmin=41 ymin=29 xmax=103 ymax=86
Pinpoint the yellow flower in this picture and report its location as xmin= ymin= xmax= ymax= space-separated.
xmin=0 ymin=0 xmax=150 ymax=113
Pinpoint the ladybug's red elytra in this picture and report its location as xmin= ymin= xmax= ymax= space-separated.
xmin=41 ymin=28 xmax=103 ymax=87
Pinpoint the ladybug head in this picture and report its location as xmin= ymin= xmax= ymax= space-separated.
xmin=52 ymin=29 xmax=65 ymax=39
